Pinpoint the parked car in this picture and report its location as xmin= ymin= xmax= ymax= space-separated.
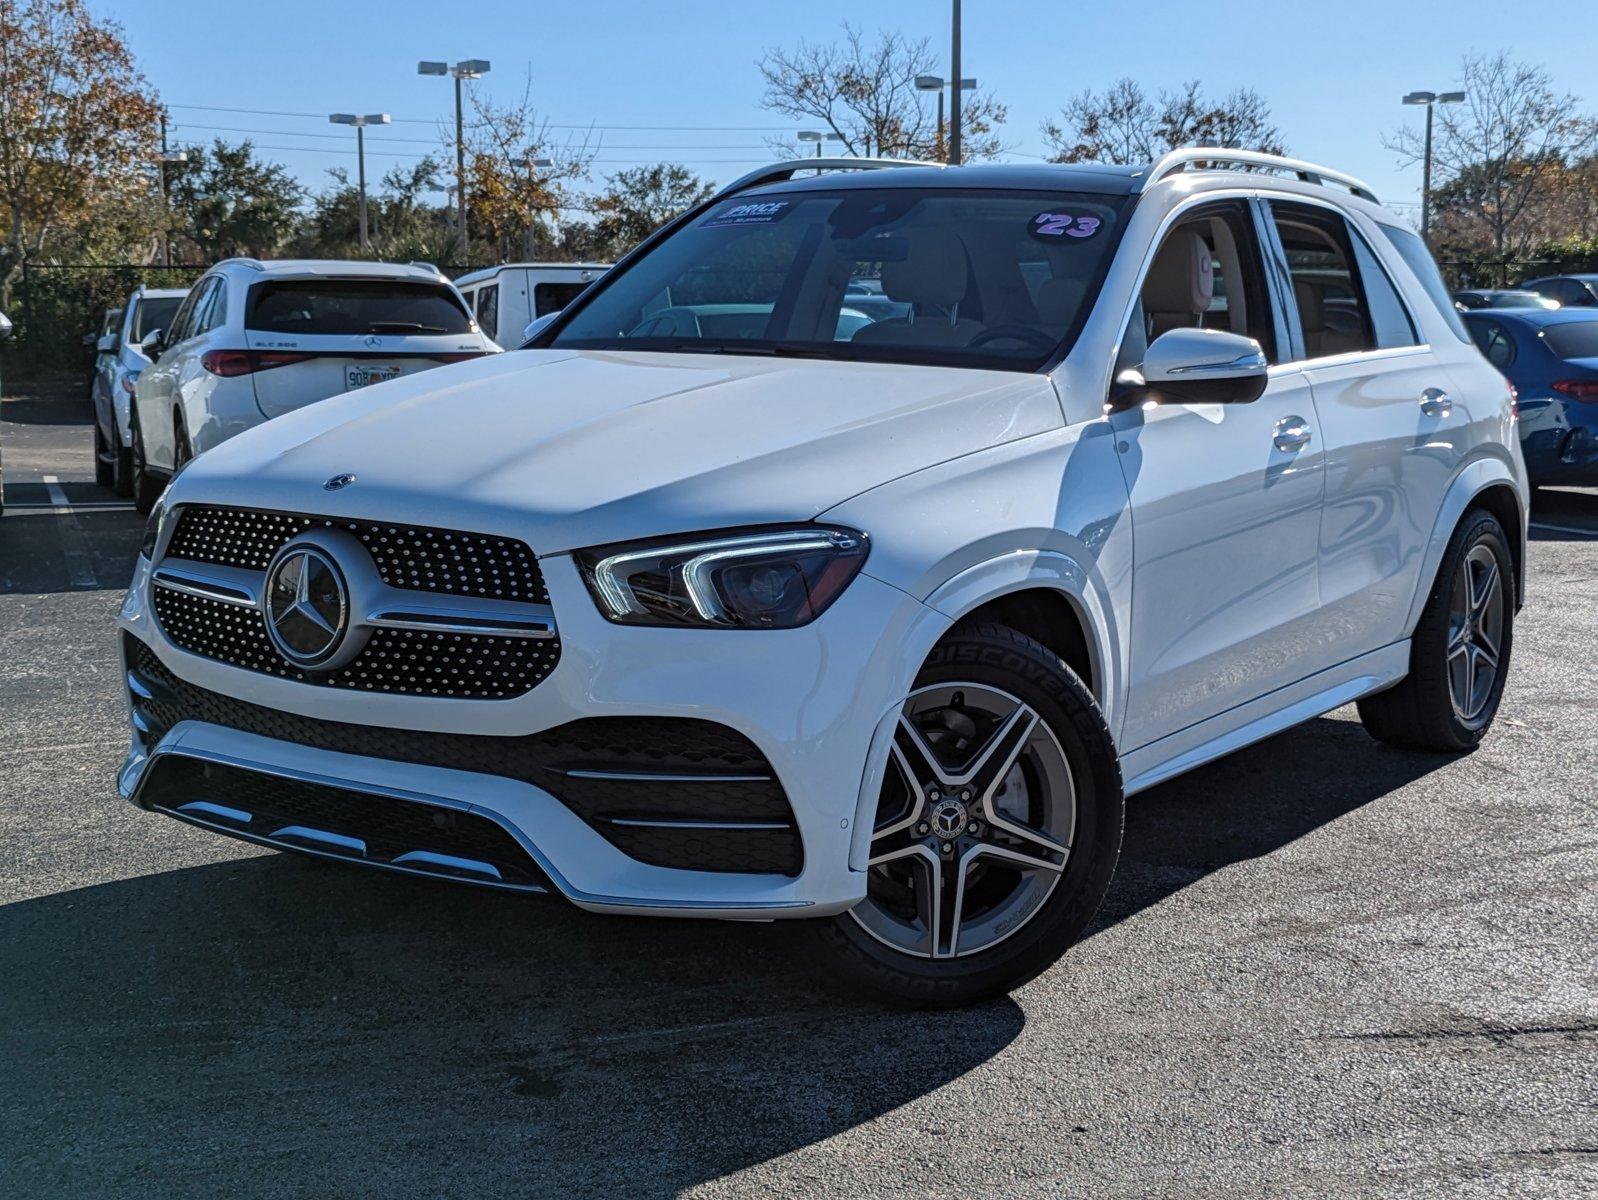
xmin=1520 ymin=274 xmax=1598 ymax=309
xmin=120 ymin=151 xmax=1527 ymax=1006
xmin=128 ymin=258 xmax=499 ymax=512
xmin=0 ymin=309 xmax=11 ymax=518
xmin=1452 ymin=289 xmax=1558 ymax=311
xmin=454 ymin=262 xmax=609 ymax=347
xmin=1463 ymin=307 xmax=1598 ymax=486
xmin=87 ymin=306 xmax=123 ymax=396
xmin=90 ymin=287 xmax=187 ymax=496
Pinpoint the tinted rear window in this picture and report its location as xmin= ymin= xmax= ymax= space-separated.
xmin=1376 ymin=223 xmax=1471 ymax=343
xmin=247 ymin=280 xmax=472 ymax=335
xmin=534 ymin=281 xmax=589 ymax=317
xmin=1543 ymin=321 xmax=1598 ymax=360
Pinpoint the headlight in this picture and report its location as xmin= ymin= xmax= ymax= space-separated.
xmin=140 ymin=499 xmax=170 ymax=560
xmin=577 ymin=526 xmax=869 ymax=629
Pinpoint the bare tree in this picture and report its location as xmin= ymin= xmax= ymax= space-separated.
xmin=1042 ymin=79 xmax=1285 ymax=165
xmin=0 ymin=0 xmax=161 ymax=306
xmin=1386 ymin=53 xmax=1598 ymax=258
xmin=758 ymin=24 xmax=1006 ymax=161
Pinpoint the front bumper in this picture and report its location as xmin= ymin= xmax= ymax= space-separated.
xmin=118 ymin=549 xmax=940 ymax=918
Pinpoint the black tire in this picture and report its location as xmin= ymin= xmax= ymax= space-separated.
xmin=1357 ymin=509 xmax=1514 ymax=752
xmin=130 ymin=410 xmax=163 ymax=516
xmin=93 ymin=420 xmax=115 ymax=489
xmin=112 ymin=435 xmax=134 ymax=499
xmin=172 ymin=415 xmax=194 ymax=475
xmin=808 ymin=621 xmax=1124 ymax=1008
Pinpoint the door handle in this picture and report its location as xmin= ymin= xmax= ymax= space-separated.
xmin=1273 ymin=416 xmax=1313 ymax=452
xmin=1420 ymin=387 xmax=1454 ymax=417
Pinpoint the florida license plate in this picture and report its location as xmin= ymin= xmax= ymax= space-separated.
xmin=345 ymin=364 xmax=402 ymax=390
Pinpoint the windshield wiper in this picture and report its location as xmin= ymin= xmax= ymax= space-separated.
xmin=657 ymin=341 xmax=836 ymax=360
xmin=366 ymin=321 xmax=447 ymax=334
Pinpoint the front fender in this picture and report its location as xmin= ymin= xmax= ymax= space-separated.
xmin=1403 ymin=452 xmax=1528 ymax=634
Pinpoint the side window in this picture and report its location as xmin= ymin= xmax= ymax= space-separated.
xmin=1347 ymin=230 xmax=1418 ymax=349
xmin=1268 ymin=201 xmax=1371 ymax=359
xmin=476 ymin=282 xmax=499 ymax=336
xmin=166 ymin=281 xmax=205 ymax=345
xmin=1467 ymin=319 xmax=1516 ymax=369
xmin=1129 ymin=200 xmax=1278 ymax=368
xmin=201 ymin=281 xmax=228 ymax=333
xmin=1378 ymin=223 xmax=1472 ymax=343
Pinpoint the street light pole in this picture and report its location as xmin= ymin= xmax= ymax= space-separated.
xmin=949 ymin=0 xmax=962 ymax=166
xmin=797 ymin=130 xmax=843 ymax=161
xmin=916 ymin=75 xmax=976 ymax=165
xmin=525 ymin=156 xmax=552 ymax=260
xmin=420 ymin=59 xmax=491 ymax=265
xmin=330 ymin=113 xmax=391 ymax=252
xmin=1402 ymin=89 xmax=1466 ymax=245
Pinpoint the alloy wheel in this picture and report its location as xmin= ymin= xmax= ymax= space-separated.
xmin=1447 ymin=543 xmax=1504 ymax=723
xmin=850 ymin=682 xmax=1077 ymax=960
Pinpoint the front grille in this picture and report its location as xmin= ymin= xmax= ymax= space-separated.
xmin=152 ymin=588 xmax=560 ymax=700
xmin=129 ymin=636 xmax=803 ymax=876
xmin=139 ymin=754 xmax=548 ymax=889
xmin=167 ymin=505 xmax=549 ymax=603
xmin=153 ymin=504 xmax=559 ymax=699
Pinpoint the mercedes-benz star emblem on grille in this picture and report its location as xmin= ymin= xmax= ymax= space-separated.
xmin=263 ymin=545 xmax=349 ymax=668
xmin=323 ymin=473 xmax=357 ymax=491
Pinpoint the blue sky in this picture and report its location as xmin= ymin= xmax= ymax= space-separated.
xmin=116 ymin=0 xmax=1597 ymax=219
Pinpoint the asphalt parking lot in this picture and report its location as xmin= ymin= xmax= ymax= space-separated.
xmin=1 ymin=379 xmax=1594 ymax=1199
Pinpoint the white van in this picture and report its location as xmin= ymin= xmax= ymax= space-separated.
xmin=455 ymin=262 xmax=609 ymax=348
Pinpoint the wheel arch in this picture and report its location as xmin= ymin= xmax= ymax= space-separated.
xmin=1405 ymin=459 xmax=1528 ymax=636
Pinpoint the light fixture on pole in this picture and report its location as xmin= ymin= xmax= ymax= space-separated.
xmin=916 ymin=74 xmax=976 ymax=165
xmin=1402 ymin=89 xmax=1466 ymax=244
xmin=797 ymin=130 xmax=843 ymax=158
xmin=525 ymin=156 xmax=553 ymax=260
xmin=330 ymin=113 xmax=391 ymax=252
xmin=419 ymin=58 xmax=491 ymax=263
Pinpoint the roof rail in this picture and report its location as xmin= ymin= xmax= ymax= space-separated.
xmin=1137 ymin=148 xmax=1380 ymax=204
xmin=713 ymin=156 xmax=942 ymax=200
xmin=213 ymin=256 xmax=265 ymax=271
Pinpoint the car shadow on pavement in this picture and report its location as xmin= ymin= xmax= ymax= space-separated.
xmin=0 ymin=716 xmax=1452 ymax=1198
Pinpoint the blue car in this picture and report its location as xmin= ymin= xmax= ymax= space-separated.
xmin=1463 ymin=308 xmax=1598 ymax=485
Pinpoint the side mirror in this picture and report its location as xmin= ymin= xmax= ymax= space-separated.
xmin=97 ymin=333 xmax=119 ymax=354
xmin=1130 ymin=328 xmax=1268 ymax=406
xmin=522 ymin=311 xmax=560 ymax=343
xmin=0 ymin=311 xmax=13 ymax=341
xmin=138 ymin=329 xmax=165 ymax=358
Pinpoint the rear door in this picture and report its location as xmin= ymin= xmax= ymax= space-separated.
xmin=241 ymin=276 xmax=489 ymax=418
xmin=1263 ymin=199 xmax=1467 ymax=661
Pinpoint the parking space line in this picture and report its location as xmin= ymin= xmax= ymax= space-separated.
xmin=1530 ymin=521 xmax=1598 ymax=538
xmin=41 ymin=474 xmax=99 ymax=589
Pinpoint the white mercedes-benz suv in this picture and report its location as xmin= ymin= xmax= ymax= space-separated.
xmin=118 ymin=152 xmax=1528 ymax=1005
xmin=128 ymin=259 xmax=497 ymax=514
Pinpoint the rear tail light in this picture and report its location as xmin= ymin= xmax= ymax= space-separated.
xmin=1552 ymin=379 xmax=1598 ymax=403
xmin=201 ymin=350 xmax=312 ymax=377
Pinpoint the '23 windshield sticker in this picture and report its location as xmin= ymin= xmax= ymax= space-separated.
xmin=1029 ymin=211 xmax=1103 ymax=241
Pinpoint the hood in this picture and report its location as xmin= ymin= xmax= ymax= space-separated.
xmin=175 ymin=349 xmax=1063 ymax=553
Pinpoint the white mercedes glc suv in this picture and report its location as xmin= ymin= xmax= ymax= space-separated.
xmin=118 ymin=152 xmax=1527 ymax=1005
xmin=128 ymin=259 xmax=497 ymax=514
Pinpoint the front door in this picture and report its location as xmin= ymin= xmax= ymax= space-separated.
xmin=1114 ymin=200 xmax=1328 ymax=752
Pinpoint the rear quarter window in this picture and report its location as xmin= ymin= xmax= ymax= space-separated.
xmin=1376 ymin=223 xmax=1471 ymax=344
xmin=247 ymin=280 xmax=473 ymax=335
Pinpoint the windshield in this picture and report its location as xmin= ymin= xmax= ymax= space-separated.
xmin=131 ymin=296 xmax=182 ymax=342
xmin=246 ymin=280 xmax=473 ymax=336
xmin=1543 ymin=320 xmax=1598 ymax=360
xmin=550 ymin=187 xmax=1128 ymax=370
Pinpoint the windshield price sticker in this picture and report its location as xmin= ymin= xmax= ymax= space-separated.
xmin=702 ymin=200 xmax=793 ymax=229
xmin=1030 ymin=211 xmax=1103 ymax=241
